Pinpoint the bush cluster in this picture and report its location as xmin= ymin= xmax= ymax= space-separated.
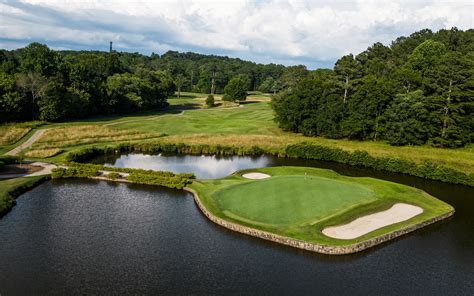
xmin=0 ymin=155 xmax=23 ymax=165
xmin=126 ymin=172 xmax=191 ymax=189
xmin=51 ymin=167 xmax=99 ymax=179
xmin=106 ymin=172 xmax=120 ymax=180
xmin=51 ymin=162 xmax=195 ymax=189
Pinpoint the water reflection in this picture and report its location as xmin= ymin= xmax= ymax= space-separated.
xmin=0 ymin=154 xmax=473 ymax=294
xmin=98 ymin=153 xmax=272 ymax=179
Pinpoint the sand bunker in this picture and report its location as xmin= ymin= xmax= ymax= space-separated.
xmin=322 ymin=203 xmax=423 ymax=240
xmin=242 ymin=172 xmax=271 ymax=179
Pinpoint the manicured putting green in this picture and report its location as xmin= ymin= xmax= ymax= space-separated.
xmin=215 ymin=175 xmax=375 ymax=225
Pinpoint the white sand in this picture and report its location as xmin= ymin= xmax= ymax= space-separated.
xmin=242 ymin=172 xmax=271 ymax=179
xmin=322 ymin=203 xmax=423 ymax=240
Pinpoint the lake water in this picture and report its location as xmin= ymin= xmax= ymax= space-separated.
xmin=1 ymin=154 xmax=473 ymax=295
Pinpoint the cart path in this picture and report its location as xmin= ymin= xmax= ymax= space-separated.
xmin=5 ymin=129 xmax=47 ymax=156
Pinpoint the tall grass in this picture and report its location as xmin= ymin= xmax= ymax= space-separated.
xmin=32 ymin=125 xmax=163 ymax=149
xmin=25 ymin=148 xmax=63 ymax=158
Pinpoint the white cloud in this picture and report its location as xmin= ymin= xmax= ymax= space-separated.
xmin=1 ymin=0 xmax=473 ymax=68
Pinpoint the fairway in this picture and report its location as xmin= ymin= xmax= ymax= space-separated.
xmin=215 ymin=175 xmax=375 ymax=225
xmin=1 ymin=96 xmax=471 ymax=176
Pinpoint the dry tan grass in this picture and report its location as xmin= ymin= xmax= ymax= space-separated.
xmin=161 ymin=134 xmax=474 ymax=173
xmin=161 ymin=134 xmax=299 ymax=152
xmin=0 ymin=127 xmax=31 ymax=145
xmin=25 ymin=148 xmax=63 ymax=158
xmin=32 ymin=125 xmax=160 ymax=149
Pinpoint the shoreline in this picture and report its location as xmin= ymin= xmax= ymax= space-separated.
xmin=184 ymin=187 xmax=455 ymax=255
xmin=0 ymin=165 xmax=456 ymax=255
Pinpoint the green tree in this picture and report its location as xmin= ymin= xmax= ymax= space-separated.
xmin=0 ymin=72 xmax=28 ymax=122
xmin=19 ymin=42 xmax=59 ymax=77
xmin=257 ymin=77 xmax=275 ymax=93
xmin=16 ymin=72 xmax=48 ymax=119
xmin=223 ymin=76 xmax=248 ymax=102
xmin=66 ymin=54 xmax=110 ymax=113
xmin=425 ymin=51 xmax=473 ymax=146
xmin=342 ymin=75 xmax=393 ymax=140
xmin=334 ymin=54 xmax=361 ymax=104
xmin=384 ymin=91 xmax=431 ymax=145
xmin=407 ymin=39 xmax=446 ymax=78
xmin=280 ymin=65 xmax=308 ymax=90
xmin=174 ymin=74 xmax=187 ymax=98
xmin=37 ymin=81 xmax=68 ymax=121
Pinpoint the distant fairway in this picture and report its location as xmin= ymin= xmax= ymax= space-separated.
xmin=215 ymin=175 xmax=375 ymax=225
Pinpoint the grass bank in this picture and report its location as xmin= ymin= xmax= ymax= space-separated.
xmin=0 ymin=176 xmax=49 ymax=217
xmin=188 ymin=166 xmax=454 ymax=247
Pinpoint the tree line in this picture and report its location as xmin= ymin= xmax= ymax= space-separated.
xmin=272 ymin=28 xmax=473 ymax=147
xmin=0 ymin=44 xmax=288 ymax=122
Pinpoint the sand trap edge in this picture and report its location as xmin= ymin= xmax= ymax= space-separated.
xmin=242 ymin=172 xmax=271 ymax=179
xmin=322 ymin=203 xmax=424 ymax=240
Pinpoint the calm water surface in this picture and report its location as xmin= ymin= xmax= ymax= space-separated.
xmin=1 ymin=154 xmax=473 ymax=295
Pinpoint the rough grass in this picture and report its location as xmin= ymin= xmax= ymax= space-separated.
xmin=189 ymin=166 xmax=454 ymax=246
xmin=0 ymin=121 xmax=45 ymax=145
xmin=25 ymin=148 xmax=63 ymax=158
xmin=0 ymin=127 xmax=31 ymax=145
xmin=31 ymin=125 xmax=162 ymax=149
xmin=160 ymin=134 xmax=474 ymax=173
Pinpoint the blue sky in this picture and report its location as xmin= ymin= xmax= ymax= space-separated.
xmin=1 ymin=0 xmax=473 ymax=69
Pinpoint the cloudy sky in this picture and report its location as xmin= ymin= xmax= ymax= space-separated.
xmin=1 ymin=0 xmax=473 ymax=69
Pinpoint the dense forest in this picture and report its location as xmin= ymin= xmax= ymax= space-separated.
xmin=272 ymin=28 xmax=473 ymax=147
xmin=0 ymin=44 xmax=286 ymax=122
xmin=1 ymin=28 xmax=472 ymax=147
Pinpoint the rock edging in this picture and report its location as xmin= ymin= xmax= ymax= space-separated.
xmin=184 ymin=187 xmax=455 ymax=255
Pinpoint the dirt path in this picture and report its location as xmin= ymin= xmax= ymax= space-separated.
xmin=5 ymin=129 xmax=47 ymax=156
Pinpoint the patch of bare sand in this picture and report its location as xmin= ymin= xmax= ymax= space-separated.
xmin=322 ymin=203 xmax=423 ymax=239
xmin=242 ymin=172 xmax=271 ymax=179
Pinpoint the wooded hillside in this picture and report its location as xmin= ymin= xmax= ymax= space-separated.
xmin=272 ymin=28 xmax=473 ymax=147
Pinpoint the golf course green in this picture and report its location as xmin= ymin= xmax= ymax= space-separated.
xmin=188 ymin=166 xmax=454 ymax=248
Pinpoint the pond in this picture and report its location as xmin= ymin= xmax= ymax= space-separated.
xmin=1 ymin=153 xmax=473 ymax=295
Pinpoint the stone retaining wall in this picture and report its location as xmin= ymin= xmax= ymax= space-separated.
xmin=184 ymin=187 xmax=455 ymax=255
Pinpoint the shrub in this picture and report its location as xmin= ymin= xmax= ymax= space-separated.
xmin=125 ymin=172 xmax=191 ymax=189
xmin=107 ymin=172 xmax=120 ymax=180
xmin=52 ymin=162 xmax=195 ymax=189
xmin=206 ymin=94 xmax=215 ymax=107
xmin=0 ymin=155 xmax=23 ymax=165
xmin=51 ymin=167 xmax=99 ymax=179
